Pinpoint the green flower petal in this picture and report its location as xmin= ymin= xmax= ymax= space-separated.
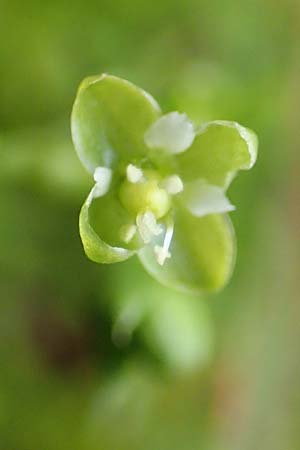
xmin=176 ymin=120 xmax=258 ymax=188
xmin=138 ymin=209 xmax=235 ymax=294
xmin=71 ymin=74 xmax=161 ymax=174
xmin=79 ymin=185 xmax=143 ymax=264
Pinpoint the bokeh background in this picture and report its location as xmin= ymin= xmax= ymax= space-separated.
xmin=1 ymin=0 xmax=300 ymax=448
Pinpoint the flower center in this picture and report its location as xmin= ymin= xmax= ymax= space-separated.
xmin=118 ymin=165 xmax=184 ymax=265
xmin=119 ymin=167 xmax=171 ymax=219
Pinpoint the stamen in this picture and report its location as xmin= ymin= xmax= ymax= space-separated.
xmin=119 ymin=224 xmax=137 ymax=243
xmin=154 ymin=220 xmax=174 ymax=265
xmin=126 ymin=164 xmax=144 ymax=183
xmin=92 ymin=166 xmax=112 ymax=198
xmin=154 ymin=246 xmax=171 ymax=265
xmin=136 ymin=211 xmax=163 ymax=244
xmin=162 ymin=175 xmax=184 ymax=195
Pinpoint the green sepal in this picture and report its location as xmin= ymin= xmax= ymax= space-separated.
xmin=71 ymin=74 xmax=161 ymax=174
xmin=138 ymin=210 xmax=235 ymax=294
xmin=176 ymin=120 xmax=258 ymax=188
xmin=79 ymin=187 xmax=137 ymax=264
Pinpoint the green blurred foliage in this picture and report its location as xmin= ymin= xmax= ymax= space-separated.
xmin=0 ymin=0 xmax=300 ymax=448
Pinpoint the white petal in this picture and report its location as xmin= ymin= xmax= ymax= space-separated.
xmin=144 ymin=112 xmax=195 ymax=154
xmin=93 ymin=166 xmax=112 ymax=197
xmin=162 ymin=175 xmax=184 ymax=195
xmin=185 ymin=181 xmax=235 ymax=217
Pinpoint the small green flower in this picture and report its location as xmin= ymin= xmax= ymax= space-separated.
xmin=71 ymin=74 xmax=258 ymax=294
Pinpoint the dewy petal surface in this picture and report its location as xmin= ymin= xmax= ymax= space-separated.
xmin=184 ymin=180 xmax=235 ymax=217
xmin=79 ymin=185 xmax=143 ymax=264
xmin=144 ymin=112 xmax=195 ymax=154
xmin=138 ymin=209 xmax=235 ymax=294
xmin=71 ymin=74 xmax=161 ymax=174
xmin=176 ymin=120 xmax=258 ymax=188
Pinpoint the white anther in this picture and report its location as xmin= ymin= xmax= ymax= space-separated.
xmin=120 ymin=224 xmax=137 ymax=243
xmin=92 ymin=166 xmax=112 ymax=198
xmin=154 ymin=220 xmax=174 ymax=265
xmin=126 ymin=164 xmax=144 ymax=183
xmin=162 ymin=175 xmax=184 ymax=195
xmin=136 ymin=211 xmax=163 ymax=244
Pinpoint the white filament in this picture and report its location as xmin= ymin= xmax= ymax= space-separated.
xmin=120 ymin=224 xmax=137 ymax=243
xmin=154 ymin=221 xmax=174 ymax=265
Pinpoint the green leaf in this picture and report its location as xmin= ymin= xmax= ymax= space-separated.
xmin=138 ymin=210 xmax=235 ymax=294
xmin=176 ymin=120 xmax=258 ymax=188
xmin=71 ymin=74 xmax=161 ymax=174
xmin=79 ymin=186 xmax=141 ymax=264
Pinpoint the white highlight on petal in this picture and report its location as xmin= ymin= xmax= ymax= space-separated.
xmin=154 ymin=220 xmax=174 ymax=265
xmin=162 ymin=175 xmax=184 ymax=195
xmin=144 ymin=112 xmax=195 ymax=154
xmin=92 ymin=166 xmax=112 ymax=198
xmin=185 ymin=181 xmax=235 ymax=217
xmin=126 ymin=164 xmax=144 ymax=183
xmin=136 ymin=211 xmax=163 ymax=244
xmin=119 ymin=224 xmax=137 ymax=243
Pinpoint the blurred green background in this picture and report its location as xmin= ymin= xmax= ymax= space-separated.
xmin=1 ymin=0 xmax=300 ymax=448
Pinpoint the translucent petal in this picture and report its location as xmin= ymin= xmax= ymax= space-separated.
xmin=184 ymin=180 xmax=235 ymax=217
xmin=144 ymin=112 xmax=195 ymax=154
xmin=176 ymin=120 xmax=258 ymax=188
xmin=71 ymin=74 xmax=161 ymax=174
xmin=79 ymin=185 xmax=143 ymax=264
xmin=138 ymin=209 xmax=235 ymax=294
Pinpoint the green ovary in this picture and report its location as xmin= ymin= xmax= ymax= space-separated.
xmin=119 ymin=172 xmax=171 ymax=219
